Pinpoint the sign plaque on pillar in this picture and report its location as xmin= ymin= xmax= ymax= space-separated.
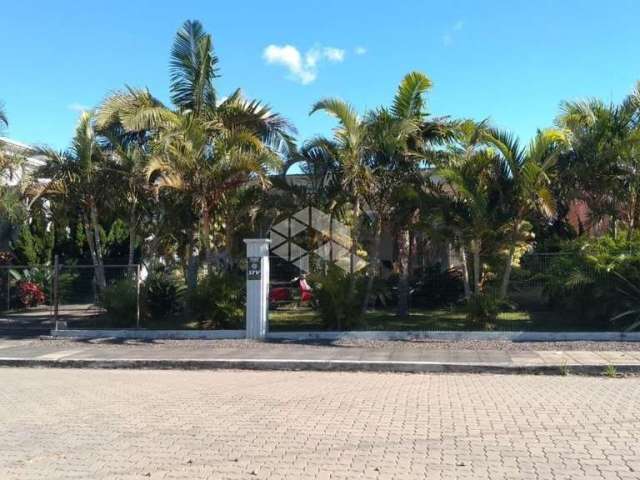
xmin=247 ymin=257 xmax=261 ymax=280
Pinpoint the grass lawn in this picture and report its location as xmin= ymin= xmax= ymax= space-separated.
xmin=60 ymin=304 xmax=615 ymax=332
xmin=268 ymin=306 xmax=607 ymax=332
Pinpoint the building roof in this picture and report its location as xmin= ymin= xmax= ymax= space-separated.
xmin=0 ymin=137 xmax=46 ymax=186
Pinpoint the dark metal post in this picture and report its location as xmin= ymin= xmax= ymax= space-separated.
xmin=136 ymin=264 xmax=141 ymax=329
xmin=53 ymin=255 xmax=60 ymax=329
xmin=6 ymin=269 xmax=10 ymax=311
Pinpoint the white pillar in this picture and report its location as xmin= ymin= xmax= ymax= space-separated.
xmin=244 ymin=239 xmax=270 ymax=339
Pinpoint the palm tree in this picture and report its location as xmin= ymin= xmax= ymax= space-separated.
xmin=312 ymin=72 xmax=454 ymax=316
xmin=261 ymin=141 xmax=342 ymax=232
xmin=556 ymin=84 xmax=640 ymax=236
xmin=361 ymin=108 xmax=411 ymax=311
xmin=436 ymin=120 xmax=493 ymax=297
xmin=435 ymin=147 xmax=503 ymax=297
xmin=310 ymin=98 xmax=372 ymax=274
xmin=386 ymin=72 xmax=435 ymax=317
xmin=146 ymin=113 xmax=281 ymax=273
xmin=96 ymin=20 xmax=294 ymax=276
xmin=369 ymin=72 xmax=455 ymax=317
xmin=37 ymin=112 xmax=115 ymax=289
xmin=487 ymin=128 xmax=567 ymax=298
xmin=99 ymin=129 xmax=150 ymax=270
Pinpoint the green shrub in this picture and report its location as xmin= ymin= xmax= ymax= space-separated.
xmin=542 ymin=234 xmax=640 ymax=327
xmin=412 ymin=264 xmax=465 ymax=308
xmin=100 ymin=280 xmax=138 ymax=327
xmin=143 ymin=269 xmax=183 ymax=321
xmin=57 ymin=271 xmax=80 ymax=302
xmin=185 ymin=272 xmax=244 ymax=329
xmin=463 ymin=293 xmax=501 ymax=330
xmin=309 ymin=265 xmax=365 ymax=330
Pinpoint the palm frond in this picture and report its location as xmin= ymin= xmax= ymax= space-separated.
xmin=169 ymin=20 xmax=218 ymax=113
xmin=217 ymin=90 xmax=296 ymax=154
xmin=391 ymin=71 xmax=432 ymax=120
xmin=310 ymin=98 xmax=359 ymax=133
xmin=96 ymin=87 xmax=177 ymax=133
xmin=486 ymin=128 xmax=523 ymax=176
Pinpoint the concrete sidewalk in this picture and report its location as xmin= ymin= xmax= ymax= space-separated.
xmin=1 ymin=338 xmax=640 ymax=374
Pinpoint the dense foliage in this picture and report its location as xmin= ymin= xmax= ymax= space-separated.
xmin=2 ymin=19 xmax=640 ymax=329
xmin=184 ymin=272 xmax=245 ymax=329
xmin=310 ymin=266 xmax=366 ymax=330
xmin=542 ymin=235 xmax=640 ymax=328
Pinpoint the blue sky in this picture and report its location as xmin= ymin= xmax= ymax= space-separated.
xmin=1 ymin=0 xmax=639 ymax=150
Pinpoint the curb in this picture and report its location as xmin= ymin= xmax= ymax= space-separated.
xmin=1 ymin=357 xmax=639 ymax=376
xmin=49 ymin=329 xmax=640 ymax=342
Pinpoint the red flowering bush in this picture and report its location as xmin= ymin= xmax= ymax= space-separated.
xmin=18 ymin=281 xmax=46 ymax=307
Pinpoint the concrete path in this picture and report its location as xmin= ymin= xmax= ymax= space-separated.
xmin=2 ymin=338 xmax=640 ymax=374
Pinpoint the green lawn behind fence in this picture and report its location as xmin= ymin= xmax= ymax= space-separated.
xmin=268 ymin=307 xmax=607 ymax=332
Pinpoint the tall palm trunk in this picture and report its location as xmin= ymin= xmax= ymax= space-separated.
xmin=499 ymin=224 xmax=519 ymax=298
xmin=349 ymin=198 xmax=361 ymax=275
xmin=127 ymin=204 xmax=137 ymax=273
xmin=345 ymin=198 xmax=361 ymax=316
xmin=362 ymin=219 xmax=383 ymax=313
xmin=88 ymin=200 xmax=106 ymax=290
xmin=202 ymin=204 xmax=213 ymax=275
xmin=499 ymin=244 xmax=516 ymax=299
xmin=459 ymin=244 xmax=471 ymax=299
xmin=470 ymin=238 xmax=481 ymax=295
xmin=82 ymin=212 xmax=100 ymax=277
xmin=397 ymin=228 xmax=410 ymax=317
xmin=184 ymin=241 xmax=199 ymax=292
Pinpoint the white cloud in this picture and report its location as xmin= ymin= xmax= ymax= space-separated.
xmin=322 ymin=47 xmax=345 ymax=62
xmin=263 ymin=44 xmax=346 ymax=85
xmin=67 ymin=102 xmax=90 ymax=113
xmin=354 ymin=46 xmax=367 ymax=55
xmin=442 ymin=20 xmax=464 ymax=47
xmin=263 ymin=44 xmax=315 ymax=84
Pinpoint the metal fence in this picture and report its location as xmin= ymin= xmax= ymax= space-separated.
xmin=54 ymin=263 xmax=141 ymax=329
xmin=0 ymin=262 xmax=141 ymax=330
xmin=0 ymin=251 xmax=624 ymax=332
xmin=264 ymin=250 xmax=627 ymax=331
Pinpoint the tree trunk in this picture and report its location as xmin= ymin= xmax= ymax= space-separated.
xmin=127 ymin=205 xmax=137 ymax=273
xmin=185 ymin=242 xmax=199 ymax=292
xmin=345 ymin=198 xmax=361 ymax=325
xmin=470 ymin=239 xmax=481 ymax=295
xmin=362 ymin=219 xmax=382 ymax=313
xmin=499 ymin=243 xmax=516 ymax=299
xmin=202 ymin=205 xmax=213 ymax=275
xmin=499 ymin=224 xmax=520 ymax=299
xmin=82 ymin=212 xmax=104 ymax=286
xmin=408 ymin=230 xmax=417 ymax=279
xmin=87 ymin=201 xmax=106 ymax=290
xmin=349 ymin=198 xmax=361 ymax=275
xmin=459 ymin=244 xmax=471 ymax=299
xmin=397 ymin=228 xmax=410 ymax=317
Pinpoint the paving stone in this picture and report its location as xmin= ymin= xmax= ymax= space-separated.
xmin=2 ymin=368 xmax=640 ymax=479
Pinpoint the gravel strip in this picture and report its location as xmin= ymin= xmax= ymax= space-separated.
xmin=24 ymin=337 xmax=640 ymax=352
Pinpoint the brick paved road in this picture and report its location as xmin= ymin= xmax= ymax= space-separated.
xmin=1 ymin=369 xmax=640 ymax=479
